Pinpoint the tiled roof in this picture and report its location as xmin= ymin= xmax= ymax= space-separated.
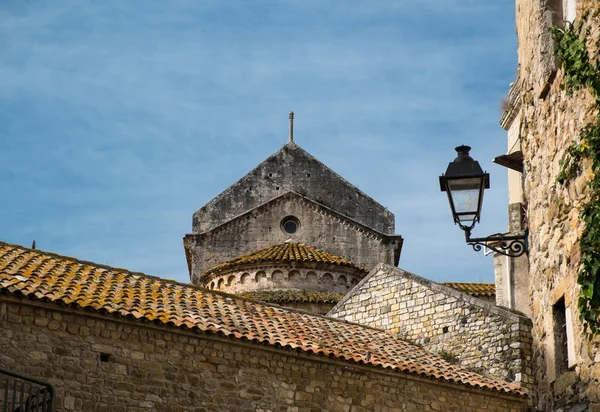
xmin=204 ymin=242 xmax=368 ymax=276
xmin=0 ymin=242 xmax=522 ymax=396
xmin=240 ymin=290 xmax=343 ymax=304
xmin=443 ymin=282 xmax=496 ymax=297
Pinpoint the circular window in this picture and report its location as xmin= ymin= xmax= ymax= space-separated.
xmin=281 ymin=216 xmax=300 ymax=234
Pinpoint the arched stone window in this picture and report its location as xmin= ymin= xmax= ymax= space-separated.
xmin=240 ymin=273 xmax=250 ymax=284
xmin=227 ymin=275 xmax=236 ymax=286
xmin=336 ymin=275 xmax=348 ymax=293
xmin=306 ymin=271 xmax=318 ymax=286
xmin=272 ymin=270 xmax=284 ymax=284
xmin=210 ymin=281 xmax=215 ymax=290
xmin=217 ymin=279 xmax=224 ymax=290
xmin=256 ymin=271 xmax=267 ymax=283
xmin=321 ymin=273 xmax=333 ymax=288
xmin=289 ymin=270 xmax=301 ymax=284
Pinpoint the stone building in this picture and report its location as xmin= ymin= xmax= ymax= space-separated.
xmin=1 ymin=2 xmax=599 ymax=409
xmin=0 ymin=117 xmax=537 ymax=410
xmin=0 ymin=241 xmax=528 ymax=411
xmin=184 ymin=121 xmax=403 ymax=313
xmin=494 ymin=0 xmax=600 ymax=409
xmin=184 ymin=136 xmax=403 ymax=282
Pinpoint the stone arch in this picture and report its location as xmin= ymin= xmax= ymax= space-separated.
xmin=217 ymin=278 xmax=224 ymax=290
xmin=227 ymin=275 xmax=236 ymax=286
xmin=336 ymin=275 xmax=348 ymax=293
xmin=288 ymin=270 xmax=301 ymax=284
xmin=209 ymin=281 xmax=215 ymax=290
xmin=256 ymin=271 xmax=267 ymax=283
xmin=240 ymin=273 xmax=250 ymax=284
xmin=305 ymin=271 xmax=318 ymax=287
xmin=321 ymin=273 xmax=333 ymax=288
xmin=272 ymin=270 xmax=284 ymax=285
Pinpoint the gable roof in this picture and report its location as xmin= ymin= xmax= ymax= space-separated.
xmin=204 ymin=242 xmax=368 ymax=277
xmin=0 ymin=241 xmax=523 ymax=397
xmin=443 ymin=282 xmax=496 ymax=297
xmin=193 ymin=142 xmax=395 ymax=234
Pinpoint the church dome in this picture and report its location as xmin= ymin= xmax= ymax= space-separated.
xmin=201 ymin=242 xmax=368 ymax=313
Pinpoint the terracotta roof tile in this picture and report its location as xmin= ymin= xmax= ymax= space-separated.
xmin=443 ymin=282 xmax=496 ymax=297
xmin=0 ymin=242 xmax=522 ymax=397
xmin=240 ymin=290 xmax=343 ymax=304
xmin=205 ymin=242 xmax=368 ymax=276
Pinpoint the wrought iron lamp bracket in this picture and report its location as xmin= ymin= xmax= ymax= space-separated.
xmin=462 ymin=227 xmax=528 ymax=258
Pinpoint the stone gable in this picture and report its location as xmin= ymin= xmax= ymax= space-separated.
xmin=328 ymin=264 xmax=534 ymax=392
xmin=192 ymin=141 xmax=395 ymax=234
xmin=185 ymin=191 xmax=402 ymax=281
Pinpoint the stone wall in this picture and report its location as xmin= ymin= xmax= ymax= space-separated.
xmin=0 ymin=298 xmax=528 ymax=412
xmin=513 ymin=0 xmax=600 ymax=409
xmin=185 ymin=192 xmax=401 ymax=282
xmin=328 ymin=265 xmax=533 ymax=392
xmin=193 ymin=142 xmax=395 ymax=234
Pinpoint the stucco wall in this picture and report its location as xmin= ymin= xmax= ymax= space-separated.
xmin=0 ymin=298 xmax=527 ymax=412
xmin=193 ymin=142 xmax=395 ymax=234
xmin=186 ymin=192 xmax=401 ymax=282
xmin=513 ymin=0 xmax=600 ymax=409
xmin=328 ymin=265 xmax=533 ymax=392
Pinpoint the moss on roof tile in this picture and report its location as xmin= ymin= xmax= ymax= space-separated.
xmin=204 ymin=242 xmax=368 ymax=276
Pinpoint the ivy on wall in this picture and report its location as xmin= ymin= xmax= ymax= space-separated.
xmin=552 ymin=20 xmax=600 ymax=335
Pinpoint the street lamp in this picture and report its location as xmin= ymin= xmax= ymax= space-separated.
xmin=440 ymin=145 xmax=527 ymax=257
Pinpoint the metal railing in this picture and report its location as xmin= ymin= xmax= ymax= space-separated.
xmin=0 ymin=368 xmax=55 ymax=412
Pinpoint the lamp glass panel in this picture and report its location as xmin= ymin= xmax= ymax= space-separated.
xmin=447 ymin=177 xmax=483 ymax=222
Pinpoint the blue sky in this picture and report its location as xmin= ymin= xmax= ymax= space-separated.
xmin=0 ymin=0 xmax=517 ymax=283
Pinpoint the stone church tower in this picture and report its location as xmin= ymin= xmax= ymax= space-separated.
xmin=184 ymin=114 xmax=403 ymax=312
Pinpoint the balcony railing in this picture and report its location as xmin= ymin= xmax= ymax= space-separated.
xmin=0 ymin=368 xmax=55 ymax=412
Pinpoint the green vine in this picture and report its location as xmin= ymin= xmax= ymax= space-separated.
xmin=552 ymin=21 xmax=600 ymax=335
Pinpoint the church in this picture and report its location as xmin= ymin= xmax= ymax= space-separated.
xmin=3 ymin=0 xmax=600 ymax=409
xmin=0 ymin=113 xmax=531 ymax=411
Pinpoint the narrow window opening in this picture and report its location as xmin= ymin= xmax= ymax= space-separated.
xmin=442 ymin=326 xmax=449 ymax=334
xmin=553 ymin=297 xmax=568 ymax=376
xmin=100 ymin=353 xmax=111 ymax=362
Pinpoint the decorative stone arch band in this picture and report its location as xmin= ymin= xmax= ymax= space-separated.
xmin=203 ymin=264 xmax=364 ymax=295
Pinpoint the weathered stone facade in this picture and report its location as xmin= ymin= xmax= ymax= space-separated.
xmin=328 ymin=265 xmax=534 ymax=392
xmin=0 ymin=298 xmax=528 ymax=412
xmin=185 ymin=191 xmax=401 ymax=282
xmin=504 ymin=0 xmax=600 ymax=409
